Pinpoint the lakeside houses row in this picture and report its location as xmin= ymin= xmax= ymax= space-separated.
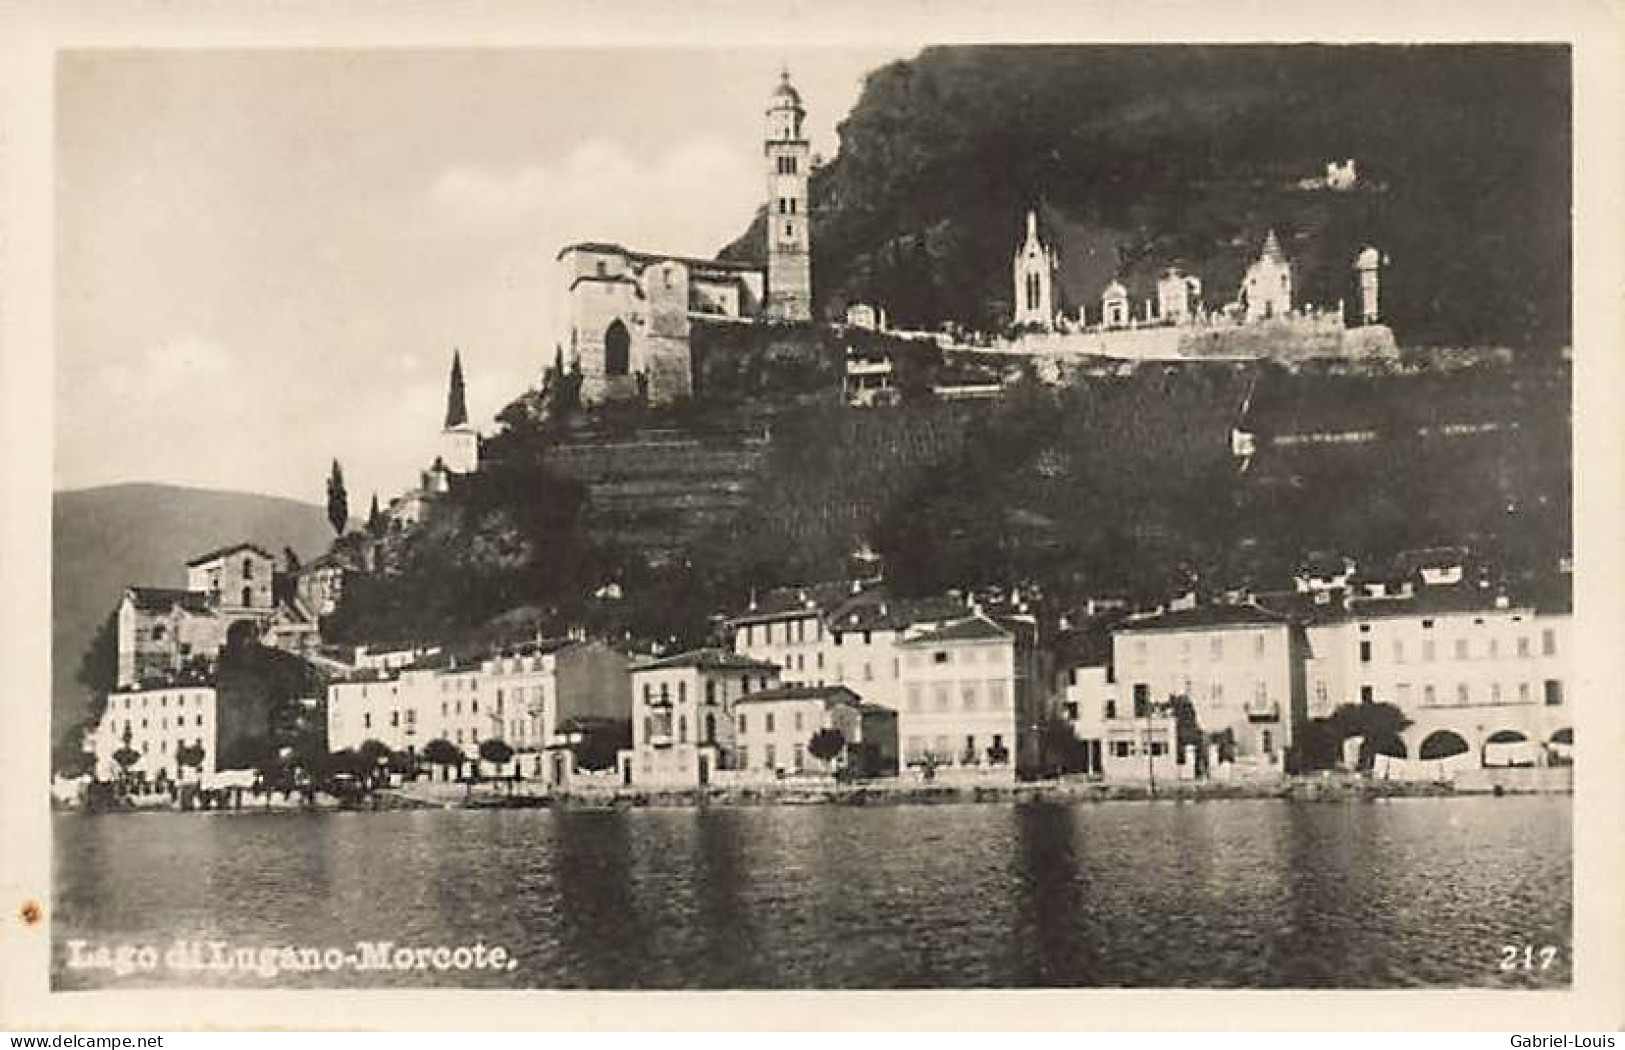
xmin=85 ymin=541 xmax=1574 ymax=792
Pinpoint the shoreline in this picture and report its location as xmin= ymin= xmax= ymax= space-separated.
xmin=57 ymin=771 xmax=1573 ymax=814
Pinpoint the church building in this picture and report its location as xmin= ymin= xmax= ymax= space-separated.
xmin=1240 ymin=229 xmax=1294 ymax=322
xmin=558 ymin=71 xmax=813 ymax=406
xmin=1011 ymin=210 xmax=1057 ymax=328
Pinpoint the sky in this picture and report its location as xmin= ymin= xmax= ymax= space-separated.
xmin=55 ymin=47 xmax=911 ymax=505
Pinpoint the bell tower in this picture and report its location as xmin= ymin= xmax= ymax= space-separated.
xmin=764 ymin=68 xmax=812 ymax=322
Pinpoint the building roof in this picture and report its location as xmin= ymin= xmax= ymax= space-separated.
xmin=899 ymin=614 xmax=1012 ymax=646
xmin=826 ymin=591 xmax=968 ymax=634
xmin=1394 ymin=546 xmax=1471 ymax=574
xmin=733 ymin=684 xmax=864 ymax=709
xmin=185 ymin=543 xmax=274 ymax=567
xmin=1297 ymin=551 xmax=1355 ymax=577
xmin=126 ymin=587 xmax=217 ymax=615
xmin=724 ymin=581 xmax=854 ymax=627
xmin=556 ymin=241 xmax=763 ymax=274
xmin=444 ymin=349 xmax=468 ymax=429
xmin=770 ymin=69 xmax=803 ymax=108
xmin=634 ymin=647 xmax=779 ymax=673
xmin=1116 ymin=602 xmax=1287 ymax=633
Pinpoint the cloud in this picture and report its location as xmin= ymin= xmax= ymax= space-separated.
xmin=423 ymin=135 xmax=759 ymax=259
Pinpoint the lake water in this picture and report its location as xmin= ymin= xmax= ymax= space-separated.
xmin=52 ymin=796 xmax=1571 ymax=989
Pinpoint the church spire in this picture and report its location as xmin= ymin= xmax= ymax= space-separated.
xmin=444 ymin=349 xmax=468 ymax=429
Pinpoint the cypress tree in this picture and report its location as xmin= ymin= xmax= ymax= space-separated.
xmin=326 ymin=459 xmax=348 ymax=536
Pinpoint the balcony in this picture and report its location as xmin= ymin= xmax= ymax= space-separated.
xmin=1245 ymin=699 xmax=1280 ymax=722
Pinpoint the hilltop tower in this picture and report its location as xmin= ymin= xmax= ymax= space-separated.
xmin=764 ymin=68 xmax=812 ymax=322
xmin=1011 ymin=210 xmax=1056 ymax=328
xmin=1354 ymin=245 xmax=1383 ymax=324
xmin=440 ymin=349 xmax=478 ymax=474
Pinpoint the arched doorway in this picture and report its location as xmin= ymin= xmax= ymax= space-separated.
xmin=1419 ymin=730 xmax=1470 ymax=760
xmin=604 ymin=320 xmax=630 ymax=377
xmin=1419 ymin=729 xmax=1472 ymax=779
xmin=1483 ymin=729 xmax=1535 ymax=768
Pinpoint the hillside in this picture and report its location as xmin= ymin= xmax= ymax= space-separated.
xmin=52 ymin=483 xmax=335 ymax=733
xmin=721 ymin=45 xmax=1570 ymax=352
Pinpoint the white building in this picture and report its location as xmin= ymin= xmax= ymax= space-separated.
xmin=895 ymin=613 xmax=1045 ymax=779
xmin=731 ymin=684 xmax=895 ymax=779
xmin=1240 ymin=230 xmax=1293 ymax=322
xmin=726 ymin=584 xmax=966 ymax=714
xmin=1100 ymin=280 xmax=1130 ymax=329
xmin=618 ymin=648 xmax=780 ymax=788
xmin=1011 ymin=210 xmax=1057 ymax=328
xmin=92 ymin=680 xmax=217 ymax=784
xmin=1298 ymin=586 xmax=1572 ymax=766
xmin=327 ymin=639 xmax=631 ymax=782
xmin=1156 ymin=268 xmax=1202 ymax=324
xmin=1110 ymin=603 xmax=1304 ymax=770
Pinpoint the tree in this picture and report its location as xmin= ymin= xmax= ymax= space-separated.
xmin=807 ymin=727 xmax=846 ymax=771
xmin=326 ymin=459 xmax=348 ymax=536
xmin=175 ymin=741 xmax=207 ymax=782
xmin=1167 ymin=694 xmax=1206 ymax=776
xmin=367 ymin=493 xmax=385 ymax=537
xmin=478 ymin=738 xmax=515 ymax=782
xmin=357 ymin=738 xmax=393 ymax=788
xmin=282 ymin=546 xmax=302 ymax=574
xmin=446 ymin=349 xmax=469 ymax=428
xmin=112 ymin=726 xmax=141 ymax=789
xmin=1326 ymin=702 xmax=1414 ymax=772
xmin=422 ymin=738 xmax=465 ymax=781
xmin=1037 ymin=714 xmax=1090 ymax=776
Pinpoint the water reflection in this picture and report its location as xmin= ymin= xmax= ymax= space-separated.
xmin=54 ymin=796 xmax=1572 ymax=989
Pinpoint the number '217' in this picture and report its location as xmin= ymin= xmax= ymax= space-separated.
xmin=1500 ymin=944 xmax=1559 ymax=971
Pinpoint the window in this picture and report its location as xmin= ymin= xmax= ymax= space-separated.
xmin=706 ymin=680 xmax=716 ymax=704
xmin=678 ymin=682 xmax=687 ymax=704
xmin=1517 ymin=636 xmax=1531 ymax=657
xmin=785 ymin=222 xmax=794 ymax=238
xmin=1396 ymin=683 xmax=1412 ymax=704
xmin=1392 ymin=640 xmax=1405 ymax=663
xmin=1518 ymin=682 xmax=1531 ymax=703
xmin=643 ymin=684 xmax=652 ymax=703
xmin=1454 ymin=639 xmax=1469 ymax=660
xmin=705 ymin=713 xmax=716 ymax=743
xmin=1544 ymin=679 xmax=1563 ymax=706
xmin=1423 ymin=640 xmax=1437 ymax=662
xmin=1423 ymin=684 xmax=1437 ymax=705
xmin=241 ymin=586 xmax=253 ymax=606
xmin=196 ymin=714 xmax=203 ymax=726
xmin=962 ymin=682 xmax=979 ymax=710
xmin=1132 ymin=683 xmax=1150 ymax=718
xmin=390 ymin=710 xmax=399 ymax=727
xmin=765 ymin=713 xmax=776 ymax=733
xmin=1104 ymin=699 xmax=1117 ymax=720
xmin=737 ymin=747 xmax=750 ymax=769
xmin=1359 ymin=641 xmax=1372 ymax=663
xmin=764 ymin=744 xmax=776 ymax=769
xmin=1359 ymin=685 xmax=1373 ymax=704
xmin=793 ymin=744 xmax=805 ymax=772
xmin=471 ymin=699 xmax=478 ymax=713
xmin=1456 ymin=683 xmax=1470 ymax=705
xmin=1112 ymin=741 xmax=1131 ymax=758
xmin=1313 ymin=681 xmax=1327 ymax=706
xmin=677 ymin=715 xmax=687 ymax=743
xmin=1261 ymin=729 xmax=1274 ymax=755
xmin=793 ymin=711 xmax=803 ymax=733
xmin=595 ymin=260 xmax=607 ymax=276
xmin=1490 ymin=682 xmax=1502 ymax=703
xmin=1209 ymin=637 xmax=1223 ymax=661
xmin=741 ymin=676 xmax=752 ymax=695
xmin=363 ymin=713 xmax=372 ymax=729
xmin=1542 ymin=629 xmax=1557 ymax=656
xmin=863 ymin=661 xmax=873 ymax=681
xmin=934 ymin=685 xmax=951 ymax=711
xmin=933 ymin=651 xmax=950 ymax=665
xmin=1488 ymin=638 xmax=1500 ymax=659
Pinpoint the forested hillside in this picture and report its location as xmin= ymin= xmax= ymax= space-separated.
xmin=722 ymin=45 xmax=1570 ymax=352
